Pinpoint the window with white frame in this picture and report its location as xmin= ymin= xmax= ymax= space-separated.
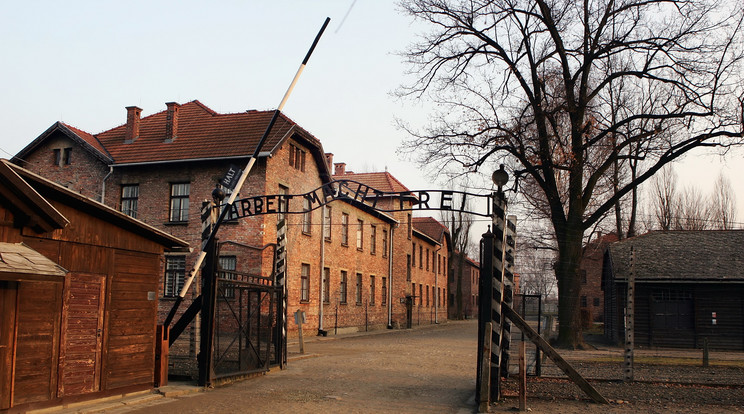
xmin=340 ymin=270 xmax=348 ymax=304
xmin=164 ymin=255 xmax=186 ymax=297
xmin=169 ymin=182 xmax=190 ymax=222
xmin=355 ymin=273 xmax=363 ymax=304
xmin=301 ymin=263 xmax=310 ymax=302
xmin=323 ymin=206 xmax=331 ymax=241
xmin=121 ymin=184 xmax=139 ymax=218
xmin=341 ymin=213 xmax=349 ymax=246
xmin=356 ymin=219 xmax=364 ymax=250
xmin=323 ymin=267 xmax=330 ymax=303
xmin=219 ymin=256 xmax=237 ymax=299
xmin=302 ymin=198 xmax=312 ymax=234
xmin=381 ymin=277 xmax=387 ymax=305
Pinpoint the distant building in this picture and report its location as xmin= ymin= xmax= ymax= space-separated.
xmin=580 ymin=232 xmax=618 ymax=322
xmin=448 ymin=251 xmax=480 ymax=319
xmin=603 ymin=230 xmax=744 ymax=350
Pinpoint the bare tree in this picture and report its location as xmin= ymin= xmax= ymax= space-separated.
xmin=675 ymin=186 xmax=711 ymax=230
xmin=441 ymin=192 xmax=474 ymax=320
xmin=710 ymin=174 xmax=738 ymax=229
xmin=650 ymin=166 xmax=678 ymax=231
xmin=647 ymin=169 xmax=737 ymax=230
xmin=398 ymin=0 xmax=744 ymax=347
xmin=517 ymin=247 xmax=557 ymax=299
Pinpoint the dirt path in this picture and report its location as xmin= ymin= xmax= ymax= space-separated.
xmin=126 ymin=321 xmax=478 ymax=413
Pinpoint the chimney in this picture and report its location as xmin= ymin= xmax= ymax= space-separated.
xmin=165 ymin=102 xmax=180 ymax=142
xmin=325 ymin=153 xmax=334 ymax=171
xmin=334 ymin=162 xmax=346 ymax=176
xmin=125 ymin=106 xmax=142 ymax=143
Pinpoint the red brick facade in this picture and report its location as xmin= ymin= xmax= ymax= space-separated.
xmin=13 ymin=101 xmax=451 ymax=344
xmin=581 ymin=232 xmax=618 ymax=322
xmin=448 ymin=251 xmax=480 ymax=319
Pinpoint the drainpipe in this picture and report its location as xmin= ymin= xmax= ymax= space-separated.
xmin=434 ymin=245 xmax=441 ymax=324
xmin=100 ymin=165 xmax=114 ymax=203
xmin=318 ymin=205 xmax=326 ymax=334
xmin=387 ymin=224 xmax=394 ymax=328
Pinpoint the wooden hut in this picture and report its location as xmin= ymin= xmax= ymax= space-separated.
xmin=0 ymin=160 xmax=187 ymax=411
xmin=603 ymin=230 xmax=744 ymax=350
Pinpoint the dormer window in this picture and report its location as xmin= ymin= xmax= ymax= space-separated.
xmin=289 ymin=143 xmax=306 ymax=172
xmin=53 ymin=147 xmax=72 ymax=166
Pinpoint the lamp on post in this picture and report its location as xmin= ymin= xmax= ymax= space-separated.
xmin=492 ymin=164 xmax=509 ymax=197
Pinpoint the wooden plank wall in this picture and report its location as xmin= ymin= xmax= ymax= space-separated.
xmin=0 ymin=282 xmax=18 ymax=410
xmin=0 ymin=206 xmax=22 ymax=243
xmin=626 ymin=284 xmax=744 ymax=350
xmin=58 ymin=273 xmax=106 ymax=396
xmin=693 ymin=285 xmax=744 ymax=350
xmin=12 ymin=281 xmax=62 ymax=406
xmin=102 ymin=250 xmax=160 ymax=389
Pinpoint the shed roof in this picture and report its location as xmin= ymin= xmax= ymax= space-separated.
xmin=3 ymin=160 xmax=189 ymax=251
xmin=0 ymin=242 xmax=67 ymax=281
xmin=0 ymin=159 xmax=69 ymax=233
xmin=607 ymin=230 xmax=744 ymax=282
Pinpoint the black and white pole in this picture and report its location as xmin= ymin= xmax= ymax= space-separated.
xmin=163 ymin=17 xmax=331 ymax=329
xmin=490 ymin=191 xmax=507 ymax=399
xmin=500 ymin=214 xmax=517 ymax=378
xmin=275 ymin=216 xmax=288 ymax=368
xmin=490 ymin=164 xmax=509 ymax=401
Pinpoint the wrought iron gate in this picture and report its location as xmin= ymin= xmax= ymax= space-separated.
xmin=210 ymin=256 xmax=282 ymax=381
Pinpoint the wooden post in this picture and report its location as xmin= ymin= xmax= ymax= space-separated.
xmin=478 ymin=322 xmax=492 ymax=413
xmin=702 ymin=337 xmax=709 ymax=367
xmin=519 ymin=340 xmax=526 ymax=411
xmin=503 ymin=304 xmax=609 ymax=404
xmin=624 ymin=246 xmax=635 ymax=382
xmin=154 ymin=325 xmax=169 ymax=387
xmin=295 ymin=309 xmax=306 ymax=355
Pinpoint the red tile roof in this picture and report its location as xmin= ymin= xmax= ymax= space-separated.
xmin=412 ymin=216 xmax=449 ymax=244
xmin=94 ymin=100 xmax=319 ymax=164
xmin=332 ymin=171 xmax=411 ymax=193
xmin=61 ymin=123 xmax=110 ymax=159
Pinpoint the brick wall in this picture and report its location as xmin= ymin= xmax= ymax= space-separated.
xmin=19 ymin=132 xmax=110 ymax=202
xmin=16 ymin=122 xmax=452 ymax=362
xmin=448 ymin=252 xmax=479 ymax=319
xmin=581 ymin=233 xmax=618 ymax=322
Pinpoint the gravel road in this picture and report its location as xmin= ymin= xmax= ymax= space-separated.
xmin=119 ymin=320 xmax=743 ymax=413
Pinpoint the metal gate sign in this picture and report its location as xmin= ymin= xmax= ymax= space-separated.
xmin=224 ymin=179 xmax=495 ymax=219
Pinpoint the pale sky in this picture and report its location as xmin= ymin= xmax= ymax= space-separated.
xmin=1 ymin=0 xmax=742 ymax=232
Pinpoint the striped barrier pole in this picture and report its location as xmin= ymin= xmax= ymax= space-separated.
xmin=500 ymin=215 xmax=517 ymax=378
xmin=489 ymin=192 xmax=507 ymax=400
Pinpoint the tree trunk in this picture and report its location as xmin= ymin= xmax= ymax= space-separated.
xmin=555 ymin=226 xmax=585 ymax=348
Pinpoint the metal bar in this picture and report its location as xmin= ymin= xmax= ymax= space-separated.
xmin=503 ymin=304 xmax=609 ymax=404
xmin=169 ymin=295 xmax=203 ymax=346
xmin=164 ymin=17 xmax=331 ymax=328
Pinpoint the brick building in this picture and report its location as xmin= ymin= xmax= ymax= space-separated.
xmin=580 ymin=232 xmax=618 ymax=323
xmin=13 ymin=101 xmax=451 ymax=364
xmin=331 ymin=165 xmax=450 ymax=327
xmin=448 ymin=251 xmax=480 ymax=319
